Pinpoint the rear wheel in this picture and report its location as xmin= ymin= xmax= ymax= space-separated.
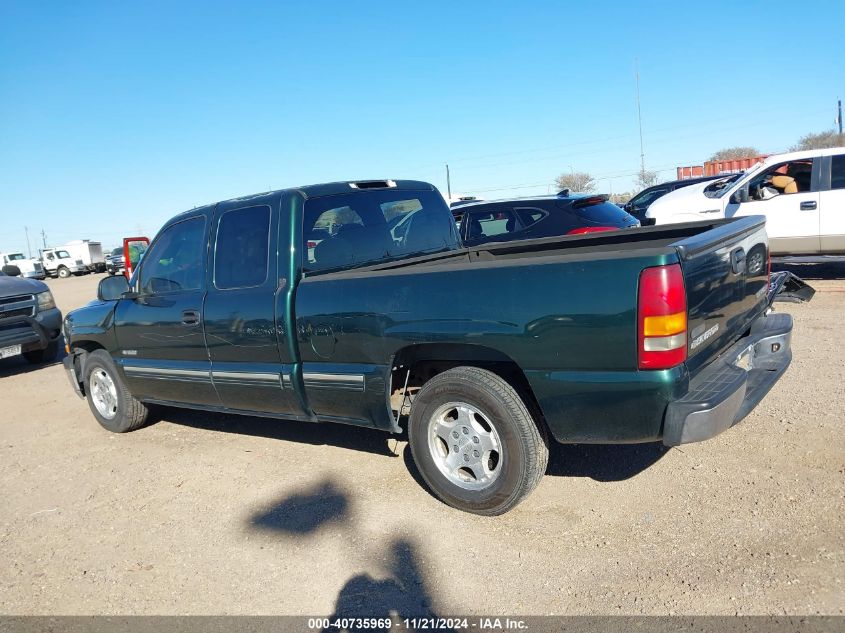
xmin=57 ymin=266 xmax=71 ymax=279
xmin=83 ymin=350 xmax=149 ymax=433
xmin=408 ymin=366 xmax=548 ymax=515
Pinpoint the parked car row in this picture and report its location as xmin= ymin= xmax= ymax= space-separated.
xmin=0 ymin=240 xmax=106 ymax=280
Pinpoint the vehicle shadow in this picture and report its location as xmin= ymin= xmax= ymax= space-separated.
xmin=402 ymin=440 xmax=667 ymax=496
xmin=159 ymin=407 xmax=400 ymax=458
xmin=249 ymin=481 xmax=443 ymax=629
xmin=772 ymin=261 xmax=845 ymax=280
xmin=545 ymin=442 xmax=669 ymax=481
xmin=0 ymin=337 xmax=67 ymax=378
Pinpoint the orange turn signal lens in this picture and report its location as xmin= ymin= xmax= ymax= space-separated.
xmin=643 ymin=311 xmax=686 ymax=337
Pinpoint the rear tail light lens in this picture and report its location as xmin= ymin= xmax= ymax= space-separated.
xmin=566 ymin=226 xmax=617 ymax=235
xmin=638 ymin=264 xmax=687 ymax=370
xmin=307 ymin=241 xmax=317 ymax=249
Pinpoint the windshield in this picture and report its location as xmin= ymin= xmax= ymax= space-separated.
xmin=703 ymin=173 xmax=743 ymax=199
xmin=7 ymin=253 xmax=26 ymax=261
xmin=111 ymin=247 xmax=123 ymax=256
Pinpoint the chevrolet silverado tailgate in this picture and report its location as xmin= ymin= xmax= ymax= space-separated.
xmin=672 ymin=216 xmax=770 ymax=378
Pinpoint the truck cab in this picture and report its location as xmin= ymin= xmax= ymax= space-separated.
xmin=0 ymin=252 xmax=45 ymax=279
xmin=646 ymin=147 xmax=845 ymax=255
xmin=41 ymin=248 xmax=87 ymax=278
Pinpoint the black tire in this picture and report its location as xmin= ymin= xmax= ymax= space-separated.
xmin=57 ymin=266 xmax=71 ymax=279
xmin=23 ymin=341 xmax=58 ymax=364
xmin=408 ymin=366 xmax=548 ymax=515
xmin=83 ymin=349 xmax=149 ymax=433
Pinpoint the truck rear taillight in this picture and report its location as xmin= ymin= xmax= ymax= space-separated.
xmin=638 ymin=264 xmax=687 ymax=370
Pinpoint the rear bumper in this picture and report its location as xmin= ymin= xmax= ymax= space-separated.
xmin=662 ymin=311 xmax=792 ymax=446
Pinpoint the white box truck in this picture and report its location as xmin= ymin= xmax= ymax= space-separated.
xmin=63 ymin=240 xmax=105 ymax=272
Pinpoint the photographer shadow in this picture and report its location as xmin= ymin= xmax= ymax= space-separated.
xmin=249 ymin=480 xmax=448 ymax=631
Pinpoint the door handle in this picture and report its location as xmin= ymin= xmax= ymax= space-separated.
xmin=181 ymin=310 xmax=201 ymax=326
xmin=800 ymin=201 xmax=817 ymax=211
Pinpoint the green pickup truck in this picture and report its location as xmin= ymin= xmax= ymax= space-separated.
xmin=63 ymin=180 xmax=792 ymax=514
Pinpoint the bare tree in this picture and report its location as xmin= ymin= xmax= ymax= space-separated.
xmin=709 ymin=146 xmax=761 ymax=161
xmin=635 ymin=169 xmax=659 ymax=192
xmin=554 ymin=171 xmax=596 ymax=193
xmin=791 ymin=130 xmax=845 ymax=151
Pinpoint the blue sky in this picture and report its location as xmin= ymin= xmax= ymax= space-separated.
xmin=1 ymin=0 xmax=843 ymax=254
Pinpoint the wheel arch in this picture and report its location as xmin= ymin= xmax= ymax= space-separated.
xmin=389 ymin=343 xmax=547 ymax=432
xmin=67 ymin=340 xmax=108 ymax=395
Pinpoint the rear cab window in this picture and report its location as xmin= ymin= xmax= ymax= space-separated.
xmin=214 ymin=205 xmax=271 ymax=289
xmin=303 ymin=189 xmax=458 ymax=273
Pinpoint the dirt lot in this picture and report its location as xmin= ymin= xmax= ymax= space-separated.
xmin=1 ymin=270 xmax=843 ymax=616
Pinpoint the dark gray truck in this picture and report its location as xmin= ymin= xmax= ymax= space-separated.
xmin=62 ymin=180 xmax=793 ymax=514
xmin=0 ymin=268 xmax=62 ymax=364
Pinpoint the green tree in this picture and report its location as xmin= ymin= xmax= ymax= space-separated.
xmin=709 ymin=146 xmax=761 ymax=161
xmin=790 ymin=130 xmax=845 ymax=151
xmin=554 ymin=171 xmax=596 ymax=193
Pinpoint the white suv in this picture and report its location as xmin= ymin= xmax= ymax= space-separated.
xmin=646 ymin=147 xmax=845 ymax=255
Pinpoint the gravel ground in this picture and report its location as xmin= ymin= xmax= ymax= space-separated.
xmin=0 ymin=270 xmax=842 ymax=616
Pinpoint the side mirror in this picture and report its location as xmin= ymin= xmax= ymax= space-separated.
xmin=97 ymin=275 xmax=130 ymax=301
xmin=1 ymin=265 xmax=21 ymax=277
xmin=730 ymin=189 xmax=749 ymax=204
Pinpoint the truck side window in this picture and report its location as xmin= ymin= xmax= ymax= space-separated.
xmin=139 ymin=217 xmax=206 ymax=294
xmin=831 ymin=154 xmax=845 ymax=190
xmin=214 ymin=205 xmax=270 ymax=289
xmin=748 ymin=160 xmax=813 ymax=200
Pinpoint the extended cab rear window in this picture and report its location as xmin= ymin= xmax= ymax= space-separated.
xmin=303 ymin=190 xmax=458 ymax=273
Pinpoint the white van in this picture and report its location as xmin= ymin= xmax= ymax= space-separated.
xmin=646 ymin=147 xmax=845 ymax=255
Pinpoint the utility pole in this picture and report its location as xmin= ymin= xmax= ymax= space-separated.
xmin=40 ymin=228 xmax=47 ymax=249
xmin=838 ymin=99 xmax=843 ymax=135
xmin=635 ymin=58 xmax=645 ymax=177
xmin=445 ymin=163 xmax=452 ymax=202
xmin=24 ymin=227 xmax=32 ymax=258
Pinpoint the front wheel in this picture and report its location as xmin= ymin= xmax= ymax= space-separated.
xmin=408 ymin=366 xmax=548 ymax=515
xmin=83 ymin=350 xmax=150 ymax=433
xmin=57 ymin=267 xmax=71 ymax=279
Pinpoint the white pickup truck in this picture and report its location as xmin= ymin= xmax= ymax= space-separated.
xmin=646 ymin=147 xmax=845 ymax=255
